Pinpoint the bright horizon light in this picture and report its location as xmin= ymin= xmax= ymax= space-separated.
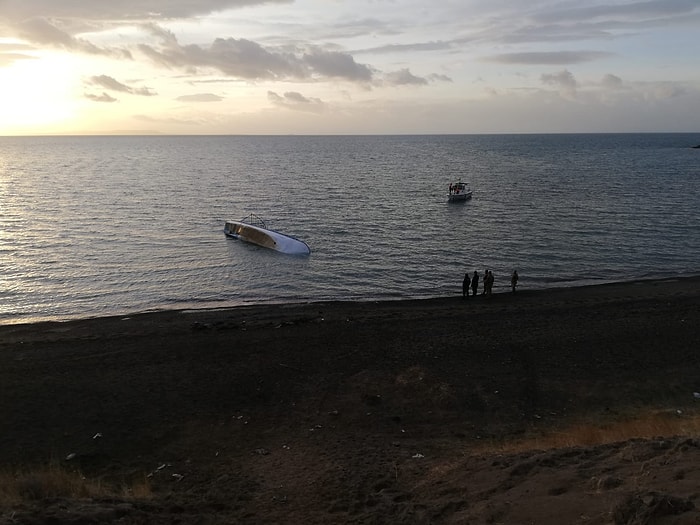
xmin=0 ymin=1 xmax=699 ymax=136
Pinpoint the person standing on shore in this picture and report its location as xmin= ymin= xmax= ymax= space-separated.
xmin=485 ymin=270 xmax=494 ymax=296
xmin=511 ymin=270 xmax=519 ymax=293
xmin=462 ymin=272 xmax=470 ymax=298
xmin=471 ymin=271 xmax=479 ymax=297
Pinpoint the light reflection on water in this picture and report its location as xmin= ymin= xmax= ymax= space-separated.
xmin=0 ymin=134 xmax=698 ymax=323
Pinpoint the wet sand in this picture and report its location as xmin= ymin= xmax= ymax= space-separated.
xmin=1 ymin=277 xmax=699 ymax=524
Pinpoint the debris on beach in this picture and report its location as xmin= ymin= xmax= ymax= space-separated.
xmin=147 ymin=463 xmax=172 ymax=478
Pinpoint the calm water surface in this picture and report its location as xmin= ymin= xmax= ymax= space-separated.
xmin=0 ymin=134 xmax=698 ymax=323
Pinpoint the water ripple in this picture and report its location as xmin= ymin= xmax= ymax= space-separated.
xmin=0 ymin=134 xmax=698 ymax=323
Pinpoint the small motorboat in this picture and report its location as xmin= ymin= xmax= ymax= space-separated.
xmin=448 ymin=180 xmax=472 ymax=202
xmin=224 ymin=214 xmax=311 ymax=255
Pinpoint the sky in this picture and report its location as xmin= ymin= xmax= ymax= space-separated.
xmin=0 ymin=0 xmax=699 ymax=135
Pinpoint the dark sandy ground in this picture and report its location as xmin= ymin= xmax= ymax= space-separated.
xmin=1 ymin=277 xmax=699 ymax=524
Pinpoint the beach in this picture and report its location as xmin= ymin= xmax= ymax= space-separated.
xmin=1 ymin=277 xmax=699 ymax=524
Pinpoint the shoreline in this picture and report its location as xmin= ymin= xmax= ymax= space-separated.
xmin=2 ymin=273 xmax=699 ymax=331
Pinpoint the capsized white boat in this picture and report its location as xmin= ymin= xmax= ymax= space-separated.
xmin=447 ymin=180 xmax=472 ymax=202
xmin=224 ymin=214 xmax=311 ymax=255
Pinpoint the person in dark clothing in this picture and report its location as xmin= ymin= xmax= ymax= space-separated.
xmin=484 ymin=270 xmax=494 ymax=296
xmin=462 ymin=273 xmax=470 ymax=298
xmin=471 ymin=271 xmax=479 ymax=297
xmin=511 ymin=270 xmax=519 ymax=293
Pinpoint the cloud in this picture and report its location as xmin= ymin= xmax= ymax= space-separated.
xmin=499 ymin=26 xmax=616 ymax=45
xmin=384 ymin=68 xmax=428 ymax=86
xmin=0 ymin=0 xmax=292 ymax=22
xmin=492 ymin=0 xmax=700 ymax=45
xmin=532 ymin=0 xmax=700 ymax=24
xmin=0 ymin=2 xmax=283 ymax=61
xmin=484 ymin=51 xmax=613 ymax=65
xmin=428 ymin=73 xmax=453 ymax=83
xmin=176 ymin=93 xmax=224 ymax=102
xmin=138 ymin=32 xmax=302 ymax=79
xmin=302 ymin=49 xmax=373 ymax=82
xmin=2 ymin=1 xmax=699 ymax=135
xmin=0 ymin=52 xmax=37 ymax=66
xmin=137 ymin=25 xmax=374 ymax=83
xmin=541 ymin=69 xmax=578 ymax=100
xmin=84 ymin=92 xmax=117 ymax=103
xmin=87 ymin=75 xmax=157 ymax=96
xmin=267 ymin=91 xmax=326 ymax=113
xmin=355 ymin=41 xmax=453 ymax=55
xmin=428 ymin=73 xmax=454 ymax=83
xmin=601 ymin=73 xmax=623 ymax=89
xmin=647 ymin=82 xmax=686 ymax=100
xmin=0 ymin=42 xmax=35 ymax=56
xmin=88 ymin=75 xmax=130 ymax=92
xmin=317 ymin=17 xmax=401 ymax=40
xmin=16 ymin=17 xmax=97 ymax=52
xmin=13 ymin=17 xmax=131 ymax=58
xmin=541 ymin=70 xmax=577 ymax=88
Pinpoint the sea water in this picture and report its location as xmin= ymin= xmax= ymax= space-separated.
xmin=0 ymin=133 xmax=698 ymax=324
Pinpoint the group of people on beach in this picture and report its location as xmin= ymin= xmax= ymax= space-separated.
xmin=462 ymin=269 xmax=518 ymax=298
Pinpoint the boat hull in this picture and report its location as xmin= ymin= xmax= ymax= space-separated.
xmin=448 ymin=180 xmax=472 ymax=202
xmin=224 ymin=221 xmax=311 ymax=255
xmin=448 ymin=191 xmax=472 ymax=202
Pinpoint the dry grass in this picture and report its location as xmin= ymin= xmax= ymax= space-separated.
xmin=0 ymin=463 xmax=151 ymax=506
xmin=480 ymin=409 xmax=700 ymax=455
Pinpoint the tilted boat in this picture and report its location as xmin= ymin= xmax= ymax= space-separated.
xmin=224 ymin=214 xmax=311 ymax=255
xmin=448 ymin=180 xmax=472 ymax=202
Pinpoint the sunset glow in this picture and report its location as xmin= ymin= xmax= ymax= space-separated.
xmin=1 ymin=1 xmax=699 ymax=135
